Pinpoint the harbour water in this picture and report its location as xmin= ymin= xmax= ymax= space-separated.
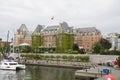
xmin=0 ymin=66 xmax=75 ymax=80
xmin=0 ymin=65 xmax=92 ymax=80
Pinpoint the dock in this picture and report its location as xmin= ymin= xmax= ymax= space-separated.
xmin=75 ymin=66 xmax=120 ymax=80
xmin=75 ymin=66 xmax=105 ymax=79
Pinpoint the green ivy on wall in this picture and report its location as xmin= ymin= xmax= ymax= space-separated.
xmin=31 ymin=35 xmax=42 ymax=52
xmin=56 ymin=32 xmax=74 ymax=53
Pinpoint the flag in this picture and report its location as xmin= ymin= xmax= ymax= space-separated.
xmin=51 ymin=16 xmax=54 ymax=20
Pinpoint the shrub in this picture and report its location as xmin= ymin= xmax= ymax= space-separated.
xmin=116 ymin=56 xmax=120 ymax=67
xmin=70 ymin=50 xmax=78 ymax=54
xmin=68 ymin=55 xmax=74 ymax=61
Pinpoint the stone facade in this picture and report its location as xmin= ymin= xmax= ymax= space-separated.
xmin=75 ymin=27 xmax=102 ymax=52
xmin=32 ymin=22 xmax=74 ymax=53
xmin=14 ymin=24 xmax=31 ymax=46
xmin=14 ymin=22 xmax=102 ymax=53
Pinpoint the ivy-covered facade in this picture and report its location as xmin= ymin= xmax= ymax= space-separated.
xmin=31 ymin=33 xmax=74 ymax=53
xmin=31 ymin=35 xmax=42 ymax=52
xmin=31 ymin=22 xmax=74 ymax=53
xmin=13 ymin=22 xmax=102 ymax=53
xmin=56 ymin=32 xmax=74 ymax=53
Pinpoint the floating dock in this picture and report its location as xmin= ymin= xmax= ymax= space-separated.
xmin=75 ymin=67 xmax=106 ymax=79
xmin=75 ymin=67 xmax=108 ymax=80
xmin=75 ymin=66 xmax=120 ymax=80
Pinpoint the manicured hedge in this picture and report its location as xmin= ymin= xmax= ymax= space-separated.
xmin=21 ymin=54 xmax=89 ymax=62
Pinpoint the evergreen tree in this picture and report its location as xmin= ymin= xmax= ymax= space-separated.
xmin=93 ymin=42 xmax=104 ymax=54
xmin=116 ymin=56 xmax=120 ymax=67
xmin=100 ymin=38 xmax=111 ymax=49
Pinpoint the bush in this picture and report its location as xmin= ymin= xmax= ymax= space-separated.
xmin=74 ymin=56 xmax=89 ymax=62
xmin=116 ymin=56 xmax=120 ymax=67
xmin=75 ymin=56 xmax=80 ymax=62
xmin=100 ymin=50 xmax=120 ymax=55
xmin=70 ymin=50 xmax=78 ymax=54
xmin=83 ymin=56 xmax=89 ymax=62
xmin=68 ymin=55 xmax=74 ymax=61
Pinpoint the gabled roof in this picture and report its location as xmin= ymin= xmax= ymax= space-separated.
xmin=76 ymin=27 xmax=100 ymax=33
xmin=42 ymin=21 xmax=74 ymax=33
xmin=18 ymin=24 xmax=28 ymax=32
xmin=60 ymin=21 xmax=69 ymax=30
xmin=43 ymin=25 xmax=60 ymax=31
xmin=33 ymin=25 xmax=44 ymax=33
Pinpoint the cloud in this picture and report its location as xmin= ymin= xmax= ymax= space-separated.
xmin=0 ymin=0 xmax=120 ymax=40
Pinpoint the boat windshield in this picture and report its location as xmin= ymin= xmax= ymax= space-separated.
xmin=4 ymin=63 xmax=8 ymax=65
xmin=9 ymin=63 xmax=17 ymax=65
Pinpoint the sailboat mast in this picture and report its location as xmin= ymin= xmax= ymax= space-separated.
xmin=6 ymin=30 xmax=9 ymax=55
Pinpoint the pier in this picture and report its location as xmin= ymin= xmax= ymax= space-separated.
xmin=75 ymin=66 xmax=105 ymax=79
xmin=75 ymin=66 xmax=120 ymax=80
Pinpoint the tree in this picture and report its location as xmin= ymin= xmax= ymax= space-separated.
xmin=93 ymin=42 xmax=104 ymax=54
xmin=0 ymin=46 xmax=8 ymax=58
xmin=0 ymin=46 xmax=3 ymax=52
xmin=79 ymin=48 xmax=85 ymax=54
xmin=116 ymin=56 xmax=120 ymax=67
xmin=72 ymin=43 xmax=85 ymax=54
xmin=20 ymin=46 xmax=31 ymax=53
xmin=72 ymin=43 xmax=79 ymax=51
xmin=118 ymin=34 xmax=120 ymax=38
xmin=100 ymin=38 xmax=111 ymax=50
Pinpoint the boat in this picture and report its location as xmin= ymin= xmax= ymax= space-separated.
xmin=0 ymin=59 xmax=26 ymax=70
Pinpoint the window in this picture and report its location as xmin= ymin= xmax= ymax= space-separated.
xmin=9 ymin=63 xmax=17 ymax=65
xmin=4 ymin=63 xmax=8 ymax=65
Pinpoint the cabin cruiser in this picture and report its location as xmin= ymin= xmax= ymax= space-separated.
xmin=0 ymin=59 xmax=26 ymax=70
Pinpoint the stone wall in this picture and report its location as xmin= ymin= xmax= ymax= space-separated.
xmin=89 ymin=55 xmax=118 ymax=63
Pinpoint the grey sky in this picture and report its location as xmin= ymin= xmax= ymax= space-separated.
xmin=0 ymin=0 xmax=120 ymax=41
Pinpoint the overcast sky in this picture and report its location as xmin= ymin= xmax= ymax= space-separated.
xmin=0 ymin=0 xmax=120 ymax=41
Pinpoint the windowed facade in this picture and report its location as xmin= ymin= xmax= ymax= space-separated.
xmin=76 ymin=27 xmax=102 ymax=52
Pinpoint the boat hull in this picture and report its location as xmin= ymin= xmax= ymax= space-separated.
xmin=0 ymin=65 xmax=26 ymax=70
xmin=0 ymin=59 xmax=26 ymax=71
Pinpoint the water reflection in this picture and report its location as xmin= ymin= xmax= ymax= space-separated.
xmin=0 ymin=70 xmax=25 ymax=80
xmin=26 ymin=66 xmax=75 ymax=80
xmin=0 ymin=66 xmax=93 ymax=80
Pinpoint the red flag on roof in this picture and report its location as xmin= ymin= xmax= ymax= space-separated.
xmin=51 ymin=16 xmax=54 ymax=20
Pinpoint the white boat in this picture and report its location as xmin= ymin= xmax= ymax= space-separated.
xmin=0 ymin=59 xmax=26 ymax=70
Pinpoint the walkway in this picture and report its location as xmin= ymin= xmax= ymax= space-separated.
xmin=20 ymin=59 xmax=94 ymax=69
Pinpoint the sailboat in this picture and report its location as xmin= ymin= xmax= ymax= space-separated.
xmin=0 ymin=31 xmax=26 ymax=70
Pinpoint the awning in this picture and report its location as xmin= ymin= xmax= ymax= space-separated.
xmin=19 ymin=43 xmax=30 ymax=46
